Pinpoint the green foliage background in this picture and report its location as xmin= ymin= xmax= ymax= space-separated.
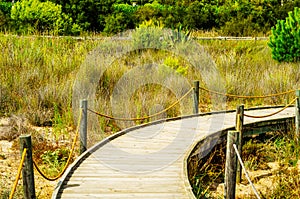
xmin=1 ymin=0 xmax=300 ymax=36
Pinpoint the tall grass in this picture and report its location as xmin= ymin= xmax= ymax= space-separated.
xmin=1 ymin=34 xmax=299 ymax=138
xmin=0 ymin=35 xmax=100 ymax=125
xmin=199 ymin=40 xmax=300 ymax=108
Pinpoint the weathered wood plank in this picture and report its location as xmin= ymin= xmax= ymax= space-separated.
xmin=60 ymin=188 xmax=186 ymax=194
xmin=59 ymin=193 xmax=189 ymax=199
xmin=68 ymin=172 xmax=181 ymax=178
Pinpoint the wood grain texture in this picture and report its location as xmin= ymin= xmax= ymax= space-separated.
xmin=52 ymin=107 xmax=295 ymax=199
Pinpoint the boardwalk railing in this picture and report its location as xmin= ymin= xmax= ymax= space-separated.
xmin=224 ymin=98 xmax=298 ymax=198
xmin=9 ymin=85 xmax=299 ymax=199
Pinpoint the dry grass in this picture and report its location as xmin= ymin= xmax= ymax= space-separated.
xmin=199 ymin=40 xmax=299 ymax=108
xmin=1 ymin=32 xmax=300 ymax=198
xmin=1 ymin=35 xmax=299 ymax=130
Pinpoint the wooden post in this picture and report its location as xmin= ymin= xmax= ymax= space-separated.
xmin=19 ymin=135 xmax=36 ymax=199
xmin=295 ymin=90 xmax=300 ymax=141
xmin=235 ymin=105 xmax=244 ymax=183
xmin=193 ymin=80 xmax=200 ymax=114
xmin=224 ymin=130 xmax=238 ymax=199
xmin=80 ymin=99 xmax=88 ymax=154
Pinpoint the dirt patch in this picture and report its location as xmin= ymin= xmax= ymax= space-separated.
xmin=0 ymin=117 xmax=59 ymax=198
xmin=212 ymin=162 xmax=300 ymax=198
xmin=0 ymin=115 xmax=31 ymax=141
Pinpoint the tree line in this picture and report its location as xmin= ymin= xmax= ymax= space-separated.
xmin=0 ymin=0 xmax=300 ymax=36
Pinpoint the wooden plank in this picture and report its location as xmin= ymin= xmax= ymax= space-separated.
xmin=75 ymin=159 xmax=181 ymax=166
xmin=59 ymin=193 xmax=189 ymax=199
xmin=68 ymin=172 xmax=181 ymax=178
xmin=90 ymin=147 xmax=191 ymax=155
xmin=60 ymin=188 xmax=186 ymax=194
xmin=62 ymin=178 xmax=184 ymax=187
xmin=70 ymin=165 xmax=181 ymax=176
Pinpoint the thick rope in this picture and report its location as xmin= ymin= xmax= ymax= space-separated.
xmin=9 ymin=148 xmax=27 ymax=199
xmin=243 ymin=97 xmax=297 ymax=118
xmin=233 ymin=144 xmax=261 ymax=199
xmin=200 ymin=87 xmax=295 ymax=99
xmin=33 ymin=110 xmax=82 ymax=181
xmin=88 ymin=87 xmax=194 ymax=121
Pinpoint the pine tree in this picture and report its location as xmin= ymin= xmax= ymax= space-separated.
xmin=268 ymin=7 xmax=300 ymax=62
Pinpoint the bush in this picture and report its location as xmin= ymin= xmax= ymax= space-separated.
xmin=132 ymin=19 xmax=169 ymax=49
xmin=134 ymin=2 xmax=164 ymax=25
xmin=268 ymin=7 xmax=300 ymax=62
xmin=162 ymin=56 xmax=188 ymax=76
xmin=184 ymin=2 xmax=217 ymax=30
xmin=103 ymin=3 xmax=136 ymax=35
xmin=10 ymin=0 xmax=81 ymax=35
xmin=0 ymin=1 xmax=12 ymax=29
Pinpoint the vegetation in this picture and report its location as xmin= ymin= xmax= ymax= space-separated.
xmin=10 ymin=0 xmax=81 ymax=35
xmin=0 ymin=0 xmax=299 ymax=198
xmin=1 ymin=0 xmax=300 ymax=36
xmin=191 ymin=130 xmax=300 ymax=198
xmin=1 ymin=34 xmax=299 ymax=135
xmin=0 ymin=126 xmax=75 ymax=198
xmin=269 ymin=7 xmax=300 ymax=62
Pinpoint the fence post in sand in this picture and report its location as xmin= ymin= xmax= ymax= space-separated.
xmin=224 ymin=130 xmax=238 ymax=199
xmin=235 ymin=105 xmax=244 ymax=183
xmin=20 ymin=135 xmax=36 ymax=199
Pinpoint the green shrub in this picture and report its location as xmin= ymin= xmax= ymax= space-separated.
xmin=169 ymin=25 xmax=191 ymax=46
xmin=0 ymin=1 xmax=12 ymax=29
xmin=10 ymin=0 xmax=81 ymax=35
xmin=134 ymin=2 xmax=165 ymax=24
xmin=40 ymin=148 xmax=70 ymax=175
xmin=162 ymin=56 xmax=188 ymax=76
xmin=132 ymin=19 xmax=169 ymax=49
xmin=0 ymin=1 xmax=12 ymax=15
xmin=183 ymin=1 xmax=217 ymax=30
xmin=268 ymin=7 xmax=300 ymax=62
xmin=102 ymin=3 xmax=136 ymax=34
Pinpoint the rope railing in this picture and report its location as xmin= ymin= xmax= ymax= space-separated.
xmin=32 ymin=109 xmax=82 ymax=181
xmin=88 ymin=87 xmax=194 ymax=121
xmin=88 ymin=86 xmax=297 ymax=121
xmin=243 ymin=97 xmax=297 ymax=118
xmin=9 ymin=148 xmax=27 ymax=199
xmin=233 ymin=144 xmax=261 ymax=199
xmin=200 ymin=87 xmax=295 ymax=99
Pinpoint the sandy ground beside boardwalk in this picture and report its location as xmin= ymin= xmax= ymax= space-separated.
xmin=0 ymin=117 xmax=59 ymax=199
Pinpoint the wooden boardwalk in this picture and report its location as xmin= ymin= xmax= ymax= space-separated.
xmin=52 ymin=107 xmax=295 ymax=199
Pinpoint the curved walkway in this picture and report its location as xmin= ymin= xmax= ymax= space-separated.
xmin=52 ymin=107 xmax=295 ymax=199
